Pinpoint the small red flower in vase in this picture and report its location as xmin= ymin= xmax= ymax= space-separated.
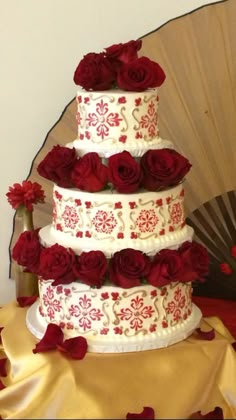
xmin=6 ymin=180 xmax=45 ymax=212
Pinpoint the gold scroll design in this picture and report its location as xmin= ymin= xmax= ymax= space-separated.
xmin=132 ymin=94 xmax=158 ymax=141
xmin=156 ymin=204 xmax=166 ymax=228
xmin=119 ymin=106 xmax=128 ymax=133
xmin=152 ymin=296 xmax=160 ymax=324
xmin=53 ymin=193 xmax=63 ymax=227
xmin=77 ymin=104 xmax=86 ymax=130
xmin=178 ymin=282 xmax=193 ymax=323
xmin=84 ymin=210 xmax=92 ymax=229
xmin=167 ymin=190 xmax=185 ymax=229
xmin=112 ymin=289 xmax=150 ymax=337
xmin=88 ymin=93 xmax=116 ymax=103
xmin=69 ymin=328 xmax=98 ymax=337
xmin=162 ymin=282 xmax=190 ymax=327
xmin=38 ymin=279 xmax=45 ymax=317
xmin=93 ymin=200 xmax=114 ymax=209
xmin=101 ymin=301 xmax=110 ymax=327
xmin=185 ymin=282 xmax=193 ymax=315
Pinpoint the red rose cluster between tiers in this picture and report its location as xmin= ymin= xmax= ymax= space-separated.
xmin=73 ymin=39 xmax=165 ymax=91
xmin=37 ymin=145 xmax=191 ymax=193
xmin=12 ymin=228 xmax=209 ymax=288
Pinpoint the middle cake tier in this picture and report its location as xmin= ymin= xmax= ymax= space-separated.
xmin=39 ymin=183 xmax=193 ymax=257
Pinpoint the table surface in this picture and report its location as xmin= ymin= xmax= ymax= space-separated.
xmin=0 ymin=301 xmax=236 ymax=419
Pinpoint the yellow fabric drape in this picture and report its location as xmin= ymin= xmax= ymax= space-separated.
xmin=0 ymin=301 xmax=236 ymax=419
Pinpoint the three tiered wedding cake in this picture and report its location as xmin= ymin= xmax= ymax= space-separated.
xmin=12 ymin=40 xmax=209 ymax=352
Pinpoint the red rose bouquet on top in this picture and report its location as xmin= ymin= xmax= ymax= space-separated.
xmin=105 ymin=39 xmax=142 ymax=67
xmin=73 ymin=39 xmax=166 ymax=91
xmin=6 ymin=180 xmax=45 ymax=212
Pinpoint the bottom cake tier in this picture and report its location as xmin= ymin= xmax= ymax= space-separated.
xmin=26 ymin=279 xmax=202 ymax=353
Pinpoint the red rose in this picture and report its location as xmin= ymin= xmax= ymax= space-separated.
xmin=117 ymin=56 xmax=166 ymax=91
xmin=147 ymin=249 xmax=183 ymax=287
xmin=6 ymin=181 xmax=45 ymax=211
xmin=126 ymin=407 xmax=155 ymax=420
xmin=37 ymin=145 xmax=77 ymax=188
xmin=141 ymin=148 xmax=192 ymax=191
xmin=179 ymin=241 xmax=209 ymax=281
xmin=57 ymin=336 xmax=88 ymax=360
xmin=73 ymin=251 xmax=107 ymax=288
xmin=71 ymin=152 xmax=108 ymax=192
xmin=105 ymin=40 xmax=142 ymax=69
xmin=73 ymin=52 xmax=116 ymax=90
xmin=108 ymin=151 xmax=143 ymax=193
xmin=39 ymin=244 xmax=76 ymax=285
xmin=109 ymin=248 xmax=151 ymax=288
xmin=231 ymin=245 xmax=236 ymax=258
xmin=12 ymin=229 xmax=41 ymax=273
xmin=219 ymin=263 xmax=232 ymax=275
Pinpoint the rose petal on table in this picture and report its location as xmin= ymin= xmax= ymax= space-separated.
xmin=196 ymin=327 xmax=215 ymax=341
xmin=0 ymin=379 xmax=6 ymax=390
xmin=126 ymin=406 xmax=155 ymax=419
xmin=17 ymin=296 xmax=38 ymax=307
xmin=57 ymin=336 xmax=88 ymax=360
xmin=197 ymin=406 xmax=224 ymax=419
xmin=0 ymin=359 xmax=7 ymax=377
xmin=33 ymin=324 xmax=64 ymax=354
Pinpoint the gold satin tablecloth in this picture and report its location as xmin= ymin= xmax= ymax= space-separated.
xmin=0 ymin=301 xmax=236 ymax=419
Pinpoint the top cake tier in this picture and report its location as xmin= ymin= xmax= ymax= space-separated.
xmin=71 ymin=88 xmax=173 ymax=158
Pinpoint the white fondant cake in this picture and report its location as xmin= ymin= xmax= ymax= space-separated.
xmin=39 ymin=183 xmax=193 ymax=257
xmin=26 ymin=279 xmax=202 ymax=353
xmin=72 ymin=88 xmax=174 ymax=158
xmin=12 ymin=40 xmax=207 ymax=353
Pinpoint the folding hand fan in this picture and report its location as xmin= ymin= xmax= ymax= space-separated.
xmin=9 ymin=0 xmax=236 ymax=300
xmin=187 ymin=190 xmax=236 ymax=300
xmin=140 ymin=0 xmax=236 ymax=299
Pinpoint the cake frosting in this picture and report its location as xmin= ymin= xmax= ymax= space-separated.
xmin=38 ymin=182 xmax=193 ymax=257
xmin=26 ymin=279 xmax=202 ymax=353
xmin=10 ymin=39 xmax=209 ymax=353
xmin=72 ymin=88 xmax=174 ymax=157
